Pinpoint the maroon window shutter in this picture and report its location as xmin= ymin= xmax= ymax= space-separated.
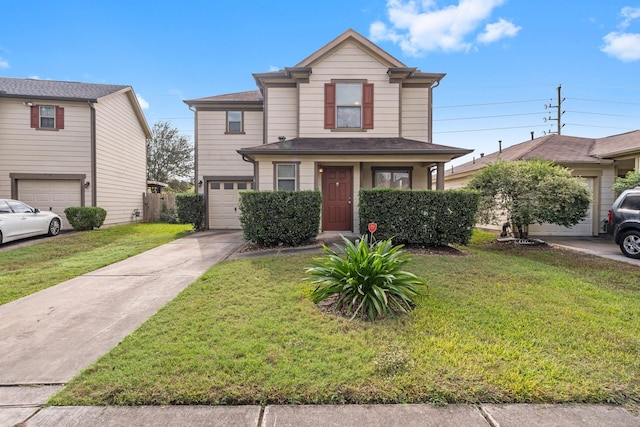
xmin=363 ymin=83 xmax=374 ymax=129
xmin=30 ymin=105 xmax=39 ymax=128
xmin=55 ymin=106 xmax=64 ymax=129
xmin=324 ymin=83 xmax=336 ymax=129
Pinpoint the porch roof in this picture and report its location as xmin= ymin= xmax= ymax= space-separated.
xmin=237 ymin=137 xmax=473 ymax=160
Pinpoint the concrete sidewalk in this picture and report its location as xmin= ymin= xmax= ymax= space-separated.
xmin=8 ymin=403 xmax=640 ymax=426
xmin=2 ymin=231 xmax=640 ymax=426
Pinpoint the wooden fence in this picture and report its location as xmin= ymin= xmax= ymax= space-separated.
xmin=143 ymin=193 xmax=176 ymax=223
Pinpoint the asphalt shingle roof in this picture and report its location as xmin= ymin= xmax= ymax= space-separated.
xmin=184 ymin=90 xmax=263 ymax=104
xmin=238 ymin=137 xmax=472 ymax=157
xmin=0 ymin=77 xmax=129 ymax=101
xmin=447 ymin=131 xmax=640 ymax=177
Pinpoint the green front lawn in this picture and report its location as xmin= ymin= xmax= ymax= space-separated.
xmin=50 ymin=233 xmax=640 ymax=406
xmin=0 ymin=223 xmax=192 ymax=306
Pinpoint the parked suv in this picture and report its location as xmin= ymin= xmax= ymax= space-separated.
xmin=608 ymin=187 xmax=640 ymax=258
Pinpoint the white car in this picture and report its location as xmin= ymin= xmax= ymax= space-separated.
xmin=0 ymin=199 xmax=62 ymax=245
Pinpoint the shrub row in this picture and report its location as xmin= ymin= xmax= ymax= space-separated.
xmin=239 ymin=190 xmax=322 ymax=246
xmin=176 ymin=193 xmax=205 ymax=231
xmin=358 ymin=188 xmax=479 ymax=246
xmin=63 ymin=207 xmax=107 ymax=231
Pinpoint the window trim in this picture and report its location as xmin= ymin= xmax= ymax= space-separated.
xmin=30 ymin=105 xmax=64 ymax=130
xmin=324 ymin=81 xmax=373 ymax=131
xmin=372 ymin=167 xmax=413 ymax=189
xmin=225 ymin=110 xmax=244 ymax=134
xmin=273 ymin=162 xmax=300 ymax=191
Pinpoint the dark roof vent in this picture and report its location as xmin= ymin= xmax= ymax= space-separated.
xmin=278 ymin=136 xmax=286 ymax=141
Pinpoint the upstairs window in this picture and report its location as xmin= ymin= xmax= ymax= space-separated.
xmin=373 ymin=168 xmax=412 ymax=189
xmin=324 ymin=82 xmax=373 ymax=130
xmin=336 ymin=83 xmax=362 ymax=128
xmin=30 ymin=105 xmax=64 ymax=130
xmin=227 ymin=111 xmax=243 ymax=133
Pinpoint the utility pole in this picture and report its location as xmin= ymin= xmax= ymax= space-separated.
xmin=544 ymin=84 xmax=565 ymax=135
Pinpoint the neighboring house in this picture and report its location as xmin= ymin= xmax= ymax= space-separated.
xmin=0 ymin=77 xmax=151 ymax=229
xmin=184 ymin=29 xmax=472 ymax=232
xmin=445 ymin=131 xmax=640 ymax=236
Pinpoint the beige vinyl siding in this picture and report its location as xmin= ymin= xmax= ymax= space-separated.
xmin=266 ymin=86 xmax=297 ymax=143
xmin=298 ymin=41 xmax=400 ymax=137
xmin=196 ymin=110 xmax=262 ymax=182
xmin=94 ymin=91 xmax=147 ymax=225
xmin=444 ymin=174 xmax=471 ymax=190
xmin=0 ymin=98 xmax=91 ymax=201
xmin=599 ymin=166 xmax=616 ymax=223
xmin=401 ymin=87 xmax=429 ymax=142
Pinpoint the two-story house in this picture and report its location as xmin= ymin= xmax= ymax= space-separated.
xmin=185 ymin=29 xmax=472 ymax=232
xmin=0 ymin=77 xmax=150 ymax=228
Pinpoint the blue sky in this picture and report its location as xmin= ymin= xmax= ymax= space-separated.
xmin=2 ymin=0 xmax=640 ymax=166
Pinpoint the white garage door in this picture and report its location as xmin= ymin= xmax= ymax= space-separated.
xmin=208 ymin=181 xmax=252 ymax=229
xmin=528 ymin=177 xmax=594 ymax=237
xmin=18 ymin=179 xmax=81 ymax=230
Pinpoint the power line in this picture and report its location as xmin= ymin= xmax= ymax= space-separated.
xmin=568 ymin=97 xmax=640 ymax=106
xmin=564 ymin=122 xmax=637 ymax=131
xmin=435 ymin=99 xmax=548 ymax=109
xmin=566 ymin=110 xmax=640 ymax=118
xmin=434 ymin=124 xmax=548 ymax=134
xmin=434 ymin=112 xmax=543 ymax=122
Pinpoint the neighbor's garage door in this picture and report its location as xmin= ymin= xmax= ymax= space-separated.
xmin=528 ymin=177 xmax=594 ymax=236
xmin=208 ymin=181 xmax=251 ymax=229
xmin=18 ymin=179 xmax=81 ymax=230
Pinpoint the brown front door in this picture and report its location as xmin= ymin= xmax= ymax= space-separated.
xmin=322 ymin=167 xmax=352 ymax=231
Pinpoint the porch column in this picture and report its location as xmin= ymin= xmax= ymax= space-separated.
xmin=635 ymin=156 xmax=640 ymax=172
xmin=436 ymin=162 xmax=444 ymax=190
xmin=427 ymin=167 xmax=433 ymax=190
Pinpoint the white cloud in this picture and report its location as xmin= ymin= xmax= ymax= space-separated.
xmin=136 ymin=94 xmax=150 ymax=110
xmin=601 ymin=7 xmax=640 ymax=62
xmin=0 ymin=57 xmax=8 ymax=69
xmin=477 ymin=18 xmax=521 ymax=44
xmin=601 ymin=32 xmax=640 ymax=62
xmin=369 ymin=0 xmax=518 ymax=56
xmin=269 ymin=65 xmax=280 ymax=72
xmin=620 ymin=6 xmax=640 ymax=29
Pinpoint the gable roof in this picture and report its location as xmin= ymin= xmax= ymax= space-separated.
xmin=183 ymin=90 xmax=263 ymax=106
xmin=590 ymin=130 xmax=640 ymax=158
xmin=0 ymin=77 xmax=129 ymax=102
xmin=0 ymin=77 xmax=151 ymax=138
xmin=238 ymin=137 xmax=472 ymax=160
xmin=295 ymin=28 xmax=406 ymax=68
xmin=446 ymin=131 xmax=640 ymax=178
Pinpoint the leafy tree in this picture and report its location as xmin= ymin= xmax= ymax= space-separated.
xmin=166 ymin=179 xmax=193 ymax=194
xmin=467 ymin=160 xmax=591 ymax=238
xmin=613 ymin=171 xmax=640 ymax=196
xmin=147 ymin=121 xmax=194 ymax=184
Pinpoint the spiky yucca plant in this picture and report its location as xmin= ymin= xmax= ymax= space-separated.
xmin=306 ymin=235 xmax=425 ymax=321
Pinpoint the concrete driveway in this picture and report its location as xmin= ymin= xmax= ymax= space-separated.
xmin=539 ymin=235 xmax=640 ymax=267
xmin=0 ymin=231 xmax=243 ymax=396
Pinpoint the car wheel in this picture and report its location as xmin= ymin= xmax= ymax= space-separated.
xmin=0 ymin=230 xmax=3 ymax=246
xmin=48 ymin=218 xmax=61 ymax=236
xmin=619 ymin=230 xmax=640 ymax=259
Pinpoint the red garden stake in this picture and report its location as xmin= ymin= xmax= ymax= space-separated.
xmin=367 ymin=222 xmax=377 ymax=244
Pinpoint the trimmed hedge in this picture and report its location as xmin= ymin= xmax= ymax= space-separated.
xmin=63 ymin=206 xmax=107 ymax=231
xmin=240 ymin=190 xmax=322 ymax=246
xmin=358 ymin=188 xmax=479 ymax=246
xmin=176 ymin=193 xmax=205 ymax=231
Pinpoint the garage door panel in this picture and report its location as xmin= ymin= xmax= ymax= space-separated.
xmin=208 ymin=181 xmax=249 ymax=229
xmin=18 ymin=180 xmax=81 ymax=230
